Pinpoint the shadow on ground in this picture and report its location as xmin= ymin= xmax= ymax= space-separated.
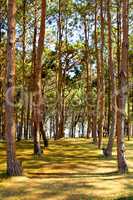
xmin=0 ymin=138 xmax=133 ymax=200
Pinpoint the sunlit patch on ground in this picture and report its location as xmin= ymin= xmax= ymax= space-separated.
xmin=0 ymin=138 xmax=133 ymax=200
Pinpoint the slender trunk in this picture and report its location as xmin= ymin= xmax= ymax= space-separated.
xmin=31 ymin=0 xmax=37 ymax=140
xmin=56 ymin=0 xmax=64 ymax=139
xmin=117 ymin=0 xmax=122 ymax=75
xmin=127 ymin=45 xmax=131 ymax=140
xmin=70 ymin=112 xmax=74 ymax=138
xmin=53 ymin=116 xmax=56 ymax=139
xmin=83 ymin=15 xmax=91 ymax=139
xmin=127 ymin=96 xmax=130 ymax=140
xmin=20 ymin=0 xmax=26 ymax=140
xmin=26 ymin=90 xmax=30 ymax=139
xmin=116 ymin=0 xmax=128 ymax=174
xmin=98 ymin=0 xmax=105 ymax=149
xmin=81 ymin=120 xmax=84 ymax=138
xmin=92 ymin=112 xmax=97 ymax=144
xmin=94 ymin=0 xmax=99 ymax=144
xmin=107 ymin=78 xmax=111 ymax=134
xmin=49 ymin=117 xmax=52 ymax=138
xmin=103 ymin=0 xmax=117 ymax=157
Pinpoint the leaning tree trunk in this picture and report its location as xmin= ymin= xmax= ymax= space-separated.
xmin=116 ymin=0 xmax=128 ymax=174
xmin=103 ymin=0 xmax=117 ymax=157
xmin=5 ymin=0 xmax=22 ymax=176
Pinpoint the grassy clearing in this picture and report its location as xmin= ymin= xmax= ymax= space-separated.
xmin=0 ymin=138 xmax=133 ymax=200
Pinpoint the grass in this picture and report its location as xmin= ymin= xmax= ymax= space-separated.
xmin=0 ymin=138 xmax=133 ymax=200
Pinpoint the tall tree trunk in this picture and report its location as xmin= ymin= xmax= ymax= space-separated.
xmin=49 ymin=117 xmax=52 ymax=138
xmin=20 ymin=0 xmax=26 ymax=140
xmin=31 ymin=0 xmax=37 ymax=137
xmin=83 ymin=15 xmax=91 ymax=139
xmin=107 ymin=76 xmax=111 ymax=134
xmin=56 ymin=0 xmax=64 ymax=139
xmin=94 ymin=0 xmax=99 ymax=144
xmin=81 ymin=119 xmax=85 ymax=138
xmin=127 ymin=46 xmax=132 ymax=140
xmin=98 ymin=0 xmax=105 ymax=149
xmin=33 ymin=0 xmax=46 ymax=155
xmin=59 ymin=77 xmax=65 ymax=138
xmin=103 ymin=0 xmax=117 ymax=157
xmin=117 ymin=0 xmax=122 ymax=75
xmin=116 ymin=0 xmax=128 ymax=174
xmin=5 ymin=0 xmax=22 ymax=176
xmin=26 ymin=90 xmax=30 ymax=139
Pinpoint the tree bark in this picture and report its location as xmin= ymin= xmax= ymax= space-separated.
xmin=83 ymin=15 xmax=92 ymax=139
xmin=5 ymin=0 xmax=22 ymax=176
xmin=40 ymin=121 xmax=48 ymax=148
xmin=55 ymin=0 xmax=64 ymax=139
xmin=103 ymin=0 xmax=117 ymax=157
xmin=116 ymin=0 xmax=128 ymax=174
xmin=92 ymin=112 xmax=97 ymax=144
xmin=33 ymin=0 xmax=46 ymax=155
xmin=117 ymin=0 xmax=122 ymax=75
xmin=98 ymin=0 xmax=105 ymax=149
xmin=94 ymin=0 xmax=99 ymax=144
xmin=20 ymin=0 xmax=26 ymax=140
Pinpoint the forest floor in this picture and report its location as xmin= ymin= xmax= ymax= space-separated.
xmin=0 ymin=138 xmax=133 ymax=200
